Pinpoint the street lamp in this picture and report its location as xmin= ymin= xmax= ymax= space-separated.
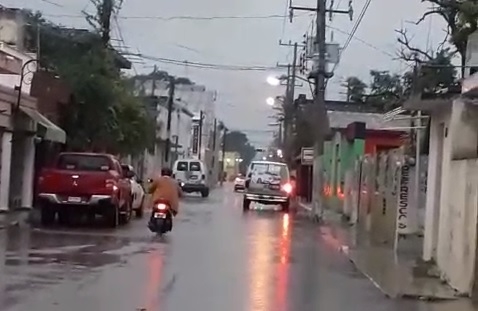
xmin=14 ymin=58 xmax=38 ymax=113
xmin=266 ymin=76 xmax=281 ymax=86
xmin=267 ymin=74 xmax=312 ymax=85
xmin=266 ymin=97 xmax=275 ymax=106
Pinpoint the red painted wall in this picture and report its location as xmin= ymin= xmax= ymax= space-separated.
xmin=364 ymin=130 xmax=405 ymax=155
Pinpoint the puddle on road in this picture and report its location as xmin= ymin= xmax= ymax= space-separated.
xmin=0 ymin=226 xmax=167 ymax=311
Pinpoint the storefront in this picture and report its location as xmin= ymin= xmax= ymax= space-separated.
xmin=0 ymin=85 xmax=65 ymax=211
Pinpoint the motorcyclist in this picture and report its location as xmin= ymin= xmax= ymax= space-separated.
xmin=148 ymin=167 xmax=182 ymax=229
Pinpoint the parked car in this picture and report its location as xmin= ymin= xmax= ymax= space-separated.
xmin=36 ymin=152 xmax=133 ymax=227
xmin=243 ymin=160 xmax=293 ymax=212
xmin=121 ymin=164 xmax=145 ymax=218
xmin=172 ymin=159 xmax=210 ymax=197
xmin=234 ymin=174 xmax=245 ymax=191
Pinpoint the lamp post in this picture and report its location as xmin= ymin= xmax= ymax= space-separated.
xmin=14 ymin=59 xmax=38 ymax=113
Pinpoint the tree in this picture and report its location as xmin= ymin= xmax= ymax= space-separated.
xmin=396 ymin=28 xmax=457 ymax=91
xmin=224 ymin=131 xmax=256 ymax=172
xmin=343 ymin=76 xmax=367 ymax=103
xmin=22 ymin=3 xmax=155 ymax=155
xmin=396 ymin=0 xmax=478 ymax=77
xmin=366 ymin=70 xmax=403 ymax=109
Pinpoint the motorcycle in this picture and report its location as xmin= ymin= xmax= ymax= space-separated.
xmin=147 ymin=199 xmax=173 ymax=235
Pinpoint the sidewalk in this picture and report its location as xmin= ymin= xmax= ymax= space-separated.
xmin=297 ymin=201 xmax=460 ymax=301
xmin=0 ymin=208 xmax=31 ymax=229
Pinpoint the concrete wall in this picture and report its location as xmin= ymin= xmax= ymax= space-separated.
xmin=423 ymin=107 xmax=450 ymax=261
xmin=439 ymin=159 xmax=478 ymax=294
xmin=419 ymin=97 xmax=478 ymax=295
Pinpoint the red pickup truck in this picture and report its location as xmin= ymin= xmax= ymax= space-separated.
xmin=36 ymin=152 xmax=133 ymax=228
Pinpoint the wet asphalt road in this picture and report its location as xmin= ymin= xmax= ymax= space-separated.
xmin=0 ymin=186 xmax=468 ymax=311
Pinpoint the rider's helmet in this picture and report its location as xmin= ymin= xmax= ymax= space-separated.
xmin=161 ymin=167 xmax=173 ymax=176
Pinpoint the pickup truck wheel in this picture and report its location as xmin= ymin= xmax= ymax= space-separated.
xmin=40 ymin=206 xmax=55 ymax=226
xmin=58 ymin=210 xmax=70 ymax=225
xmin=281 ymin=201 xmax=290 ymax=213
xmin=135 ymin=196 xmax=144 ymax=218
xmin=119 ymin=202 xmax=132 ymax=225
xmin=243 ymin=197 xmax=251 ymax=211
xmin=106 ymin=206 xmax=119 ymax=228
xmin=201 ymin=189 xmax=209 ymax=198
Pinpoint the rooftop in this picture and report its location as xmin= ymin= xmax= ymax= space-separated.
xmin=327 ymin=110 xmax=410 ymax=131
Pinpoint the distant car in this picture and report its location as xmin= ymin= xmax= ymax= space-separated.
xmin=234 ymin=174 xmax=245 ymax=191
xmin=243 ymin=160 xmax=293 ymax=212
xmin=173 ymin=159 xmax=210 ymax=198
xmin=121 ymin=164 xmax=145 ymax=218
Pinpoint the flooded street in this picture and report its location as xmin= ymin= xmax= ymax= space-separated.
xmin=0 ymin=187 xmax=472 ymax=311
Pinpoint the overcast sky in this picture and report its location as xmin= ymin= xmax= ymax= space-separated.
xmin=4 ymin=0 xmax=447 ymax=146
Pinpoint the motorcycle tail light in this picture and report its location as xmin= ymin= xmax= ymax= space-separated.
xmin=156 ymin=203 xmax=168 ymax=210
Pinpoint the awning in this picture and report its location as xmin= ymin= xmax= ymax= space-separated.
xmin=19 ymin=106 xmax=66 ymax=143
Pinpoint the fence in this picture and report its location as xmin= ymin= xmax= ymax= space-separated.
xmin=339 ymin=148 xmax=427 ymax=248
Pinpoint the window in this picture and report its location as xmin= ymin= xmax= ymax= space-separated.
xmin=250 ymin=163 xmax=289 ymax=180
xmin=57 ymin=155 xmax=111 ymax=171
xmin=190 ymin=162 xmax=201 ymax=171
xmin=177 ymin=161 xmax=188 ymax=171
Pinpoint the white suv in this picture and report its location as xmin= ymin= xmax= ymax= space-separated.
xmin=243 ymin=161 xmax=292 ymax=211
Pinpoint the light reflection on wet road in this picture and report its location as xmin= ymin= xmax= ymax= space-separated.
xmin=0 ymin=186 xmax=473 ymax=311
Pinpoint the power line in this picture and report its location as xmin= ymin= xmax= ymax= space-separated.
xmin=327 ymin=25 xmax=396 ymax=59
xmin=126 ymin=53 xmax=276 ymax=71
xmin=42 ymin=13 xmax=310 ymax=21
xmin=329 ymin=0 xmax=372 ymax=81
xmin=40 ymin=0 xmax=63 ymax=7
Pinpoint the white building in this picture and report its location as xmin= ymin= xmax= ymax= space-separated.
xmin=0 ymin=45 xmax=65 ymax=211
xmin=134 ymin=78 xmax=221 ymax=185
xmin=401 ymin=30 xmax=478 ymax=296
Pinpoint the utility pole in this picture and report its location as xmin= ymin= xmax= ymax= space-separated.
xmin=289 ymin=0 xmax=352 ymax=220
xmin=164 ymin=75 xmax=175 ymax=165
xmin=198 ymin=110 xmax=204 ymax=160
xmin=220 ymin=125 xmax=228 ymax=186
xmin=278 ymin=41 xmax=301 ymax=162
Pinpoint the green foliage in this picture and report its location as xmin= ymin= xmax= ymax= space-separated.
xmin=403 ymin=0 xmax=478 ymax=75
xmin=224 ymin=131 xmax=256 ymax=171
xmin=343 ymin=76 xmax=367 ymax=103
xmin=22 ymin=5 xmax=154 ymax=155
xmin=418 ymin=49 xmax=456 ymax=93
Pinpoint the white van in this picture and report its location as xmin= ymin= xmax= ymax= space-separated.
xmin=172 ymin=159 xmax=209 ymax=197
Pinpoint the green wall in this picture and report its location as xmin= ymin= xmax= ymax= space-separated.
xmin=322 ymin=131 xmax=365 ymax=210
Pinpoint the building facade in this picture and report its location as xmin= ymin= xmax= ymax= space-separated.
xmin=322 ymin=111 xmax=408 ymax=211
xmin=134 ymin=78 xmax=220 ymax=185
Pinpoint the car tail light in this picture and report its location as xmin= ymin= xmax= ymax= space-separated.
xmin=106 ymin=179 xmax=118 ymax=191
xmin=282 ymin=183 xmax=293 ymax=194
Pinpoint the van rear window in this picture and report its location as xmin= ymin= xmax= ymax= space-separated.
xmin=190 ymin=162 xmax=201 ymax=171
xmin=57 ymin=155 xmax=111 ymax=171
xmin=177 ymin=161 xmax=188 ymax=171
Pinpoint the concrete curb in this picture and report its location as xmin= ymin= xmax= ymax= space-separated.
xmin=297 ymin=203 xmax=460 ymax=301
xmin=0 ymin=209 xmax=32 ymax=230
xmin=298 ymin=201 xmax=312 ymax=212
xmin=0 ymin=219 xmax=21 ymax=230
xmin=345 ymin=254 xmax=396 ymax=299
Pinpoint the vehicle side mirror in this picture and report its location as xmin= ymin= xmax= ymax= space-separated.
xmin=247 ymin=173 xmax=252 ymax=178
